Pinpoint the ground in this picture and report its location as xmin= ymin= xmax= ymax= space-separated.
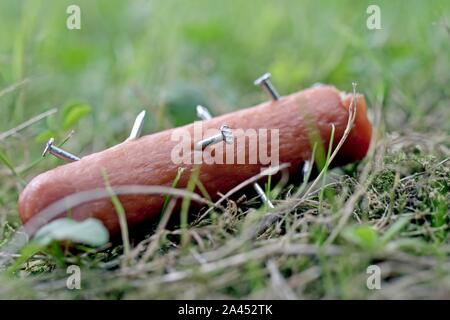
xmin=0 ymin=0 xmax=449 ymax=299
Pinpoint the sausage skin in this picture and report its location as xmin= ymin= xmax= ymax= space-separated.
xmin=18 ymin=85 xmax=372 ymax=236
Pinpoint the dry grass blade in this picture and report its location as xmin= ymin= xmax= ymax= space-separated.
xmin=0 ymin=108 xmax=58 ymax=141
xmin=297 ymin=82 xmax=358 ymax=204
xmin=324 ymin=83 xmax=384 ymax=245
xmin=267 ymin=259 xmax=298 ymax=299
xmin=138 ymin=198 xmax=177 ymax=265
xmin=0 ymin=78 xmax=29 ymax=98
xmin=197 ymin=163 xmax=290 ymax=222
xmin=126 ymin=243 xmax=340 ymax=282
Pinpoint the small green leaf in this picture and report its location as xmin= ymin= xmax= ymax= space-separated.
xmin=381 ymin=216 xmax=411 ymax=244
xmin=0 ymin=149 xmax=24 ymax=184
xmin=0 ymin=150 xmax=17 ymax=176
xmin=33 ymin=218 xmax=109 ymax=247
xmin=343 ymin=225 xmax=379 ymax=250
xmin=432 ymin=195 xmax=447 ymax=228
xmin=62 ymin=102 xmax=91 ymax=129
xmin=7 ymin=243 xmax=43 ymax=274
xmin=35 ymin=129 xmax=57 ymax=143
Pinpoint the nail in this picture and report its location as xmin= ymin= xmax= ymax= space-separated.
xmin=195 ymin=125 xmax=233 ymax=150
xmin=253 ymin=182 xmax=275 ymax=209
xmin=254 ymin=72 xmax=280 ymax=101
xmin=195 ymin=105 xmax=273 ymax=208
xmin=42 ymin=138 xmax=80 ymax=162
xmin=196 ymin=105 xmax=212 ymax=121
xmin=127 ymin=110 xmax=146 ymax=141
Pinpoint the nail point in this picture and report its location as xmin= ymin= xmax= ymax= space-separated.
xmin=196 ymin=105 xmax=213 ymax=121
xmin=128 ymin=110 xmax=146 ymax=141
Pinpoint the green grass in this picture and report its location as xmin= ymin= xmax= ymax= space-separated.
xmin=0 ymin=0 xmax=449 ymax=299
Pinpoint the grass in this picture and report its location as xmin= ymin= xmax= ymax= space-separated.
xmin=0 ymin=0 xmax=449 ymax=299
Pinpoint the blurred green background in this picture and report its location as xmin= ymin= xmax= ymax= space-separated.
xmin=0 ymin=0 xmax=449 ymax=299
xmin=0 ymin=0 xmax=448 ymax=186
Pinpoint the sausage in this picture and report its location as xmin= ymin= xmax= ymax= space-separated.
xmin=18 ymin=85 xmax=372 ymax=236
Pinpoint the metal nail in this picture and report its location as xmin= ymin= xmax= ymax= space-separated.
xmin=127 ymin=110 xmax=146 ymax=141
xmin=42 ymin=138 xmax=80 ymax=162
xmin=254 ymin=72 xmax=280 ymax=101
xmin=253 ymin=182 xmax=275 ymax=209
xmin=195 ymin=125 xmax=233 ymax=151
xmin=195 ymin=104 xmax=274 ymax=209
xmin=196 ymin=105 xmax=212 ymax=121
